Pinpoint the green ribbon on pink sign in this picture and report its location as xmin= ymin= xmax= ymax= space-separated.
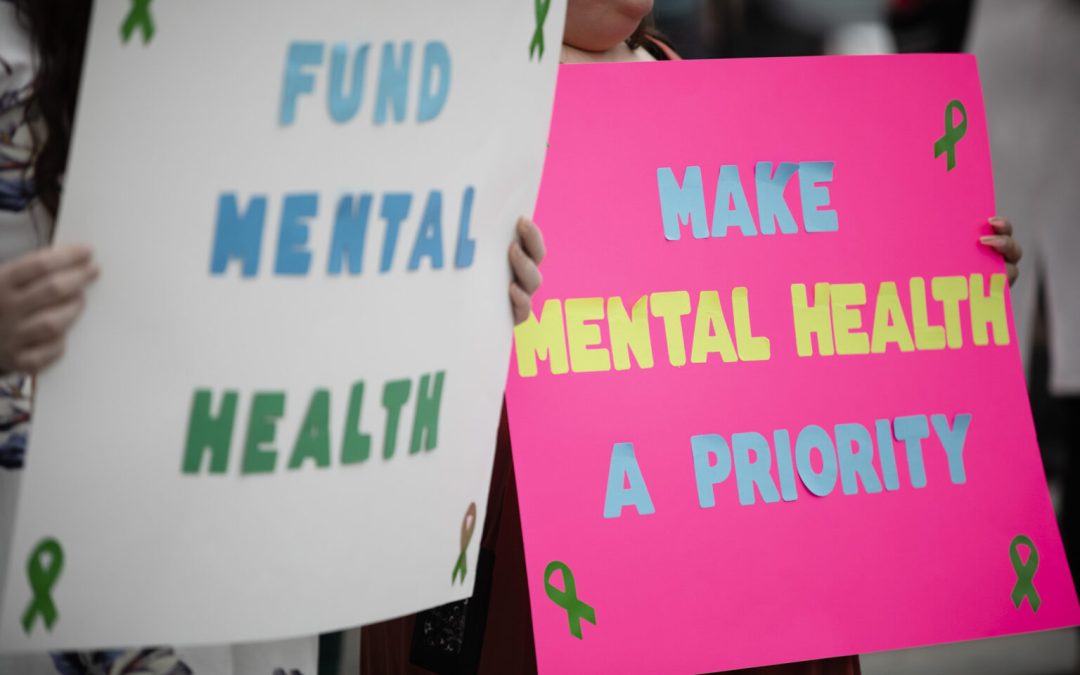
xmin=934 ymin=99 xmax=967 ymax=171
xmin=544 ymin=560 xmax=595 ymax=639
xmin=1010 ymin=534 xmax=1040 ymax=612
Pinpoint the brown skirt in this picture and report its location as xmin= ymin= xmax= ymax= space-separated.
xmin=362 ymin=409 xmax=860 ymax=675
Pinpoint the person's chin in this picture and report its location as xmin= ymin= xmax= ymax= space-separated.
xmin=616 ymin=0 xmax=653 ymax=23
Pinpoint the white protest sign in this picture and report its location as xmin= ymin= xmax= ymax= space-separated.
xmin=0 ymin=0 xmax=565 ymax=651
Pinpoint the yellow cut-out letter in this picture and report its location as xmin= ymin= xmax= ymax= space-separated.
xmin=931 ymin=276 xmax=968 ymax=349
xmin=690 ymin=290 xmax=737 ymax=364
xmin=830 ymin=283 xmax=870 ymax=355
xmin=870 ymin=281 xmax=914 ymax=353
xmin=970 ymin=273 xmax=1009 ymax=346
xmin=608 ymin=296 xmax=654 ymax=370
xmin=514 ymin=299 xmax=569 ymax=377
xmin=732 ymin=287 xmax=770 ymax=361
xmin=910 ymin=277 xmax=946 ymax=350
xmin=650 ymin=291 xmax=692 ymax=367
xmin=791 ymin=283 xmax=834 ymax=357
xmin=566 ymin=297 xmax=611 ymax=373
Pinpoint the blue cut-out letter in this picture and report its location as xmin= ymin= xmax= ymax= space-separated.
xmin=835 ymin=422 xmax=882 ymax=495
xmin=280 ymin=42 xmax=324 ymax=126
xmin=408 ymin=191 xmax=444 ymax=270
xmin=327 ymin=43 xmax=369 ymax=124
xmin=712 ymin=165 xmax=757 ymax=237
xmin=733 ymin=432 xmax=781 ymax=505
xmin=795 ymin=425 xmax=838 ymax=497
xmin=755 ymin=161 xmax=799 ymax=234
xmin=894 ymin=415 xmax=930 ymax=489
xmin=453 ymin=187 xmax=476 ymax=269
xmin=328 ymin=194 xmax=372 ymax=275
xmin=275 ymin=193 xmax=317 ymax=276
xmin=690 ymin=434 xmax=732 ymax=508
xmin=211 ymin=193 xmax=267 ymax=277
xmin=417 ymin=42 xmax=450 ymax=122
xmin=773 ymin=429 xmax=799 ymax=501
xmin=375 ymin=42 xmax=413 ymax=125
xmin=657 ymin=166 xmax=708 ymax=241
xmin=798 ymin=161 xmax=838 ymax=233
xmin=603 ymin=442 xmax=655 ymax=518
xmin=931 ymin=413 xmax=972 ymax=485
xmin=379 ymin=193 xmax=413 ymax=272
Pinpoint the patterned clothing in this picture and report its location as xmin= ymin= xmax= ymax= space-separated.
xmin=50 ymin=648 xmax=193 ymax=675
xmin=0 ymin=0 xmax=44 ymax=475
xmin=0 ymin=372 xmax=30 ymax=469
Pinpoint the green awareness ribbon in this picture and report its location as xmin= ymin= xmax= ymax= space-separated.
xmin=529 ymin=0 xmax=551 ymax=61
xmin=21 ymin=538 xmax=64 ymax=635
xmin=1010 ymin=534 xmax=1041 ymax=612
xmin=933 ymin=99 xmax=967 ymax=172
xmin=120 ymin=0 xmax=156 ymax=45
xmin=544 ymin=560 xmax=595 ymax=639
xmin=451 ymin=502 xmax=476 ymax=585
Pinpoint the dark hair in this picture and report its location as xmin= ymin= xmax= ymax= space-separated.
xmin=12 ymin=0 xmax=92 ymax=220
xmin=626 ymin=15 xmax=676 ymax=60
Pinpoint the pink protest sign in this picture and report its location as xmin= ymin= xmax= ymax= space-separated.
xmin=505 ymin=55 xmax=1080 ymax=673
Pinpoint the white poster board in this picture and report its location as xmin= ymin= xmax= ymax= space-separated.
xmin=0 ymin=0 xmax=565 ymax=651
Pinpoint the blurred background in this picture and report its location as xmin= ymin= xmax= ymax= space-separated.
xmin=649 ymin=1 xmax=1080 ymax=673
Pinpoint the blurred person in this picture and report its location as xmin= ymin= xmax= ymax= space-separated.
xmin=0 ymin=0 xmax=545 ymax=673
xmin=678 ymin=0 xmax=975 ymax=59
xmin=889 ymin=0 xmax=976 ymax=53
xmin=969 ymin=0 xmax=1080 ymax=596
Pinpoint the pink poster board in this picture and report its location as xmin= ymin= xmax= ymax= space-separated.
xmin=505 ymin=55 xmax=1080 ymax=673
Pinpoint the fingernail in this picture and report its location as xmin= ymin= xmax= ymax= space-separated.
xmin=980 ymin=235 xmax=1002 ymax=245
xmin=988 ymin=216 xmax=1003 ymax=225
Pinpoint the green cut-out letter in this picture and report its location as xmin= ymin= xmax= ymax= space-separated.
xmin=341 ymin=381 xmax=372 ymax=464
xmin=382 ymin=379 xmax=412 ymax=459
xmin=410 ymin=371 xmax=445 ymax=453
xmin=242 ymin=392 xmax=285 ymax=474
xmin=182 ymin=389 xmax=238 ymax=474
xmin=289 ymin=389 xmax=331 ymax=469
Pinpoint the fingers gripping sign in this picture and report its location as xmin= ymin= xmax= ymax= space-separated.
xmin=0 ymin=244 xmax=99 ymax=375
xmin=510 ymin=216 xmax=546 ymax=325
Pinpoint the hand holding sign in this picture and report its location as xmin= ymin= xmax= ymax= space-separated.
xmin=980 ymin=216 xmax=1022 ymax=286
xmin=0 ymin=244 xmax=99 ymax=377
xmin=510 ymin=216 xmax=547 ymax=325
